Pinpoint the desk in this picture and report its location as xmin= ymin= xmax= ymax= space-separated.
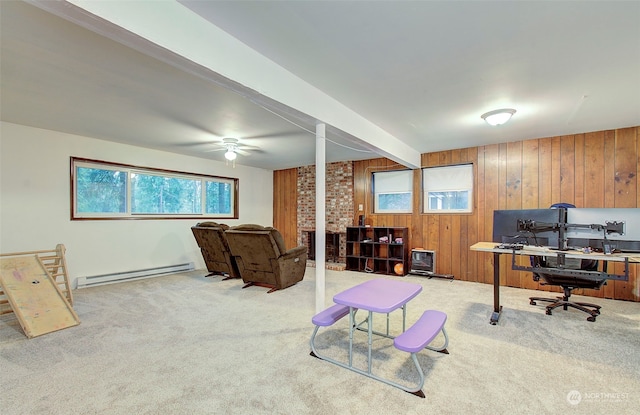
xmin=312 ymin=279 xmax=422 ymax=391
xmin=470 ymin=242 xmax=639 ymax=325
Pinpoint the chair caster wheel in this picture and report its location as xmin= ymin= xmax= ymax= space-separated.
xmin=587 ymin=316 xmax=596 ymax=322
xmin=545 ymin=310 xmax=552 ymax=315
xmin=530 ymin=300 xmax=536 ymax=305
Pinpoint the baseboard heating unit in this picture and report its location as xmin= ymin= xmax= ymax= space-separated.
xmin=76 ymin=262 xmax=194 ymax=289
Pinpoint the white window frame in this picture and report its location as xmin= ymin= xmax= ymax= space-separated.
xmin=373 ymin=169 xmax=413 ymax=214
xmin=423 ymin=164 xmax=473 ymax=213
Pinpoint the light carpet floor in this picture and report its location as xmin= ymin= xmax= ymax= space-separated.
xmin=1 ymin=267 xmax=639 ymax=414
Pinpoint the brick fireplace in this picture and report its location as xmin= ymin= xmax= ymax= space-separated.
xmin=297 ymin=161 xmax=354 ymax=264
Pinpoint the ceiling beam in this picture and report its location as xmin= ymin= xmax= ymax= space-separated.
xmin=31 ymin=0 xmax=421 ymax=169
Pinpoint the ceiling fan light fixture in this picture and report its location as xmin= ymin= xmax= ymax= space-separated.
xmin=224 ymin=149 xmax=237 ymax=161
xmin=481 ymin=108 xmax=516 ymax=126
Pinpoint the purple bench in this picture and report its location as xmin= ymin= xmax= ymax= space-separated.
xmin=394 ymin=310 xmax=449 ymax=354
xmin=312 ymin=304 xmax=351 ymax=327
xmin=310 ymin=304 xmax=356 ymax=359
xmin=392 ymin=310 xmax=449 ymax=398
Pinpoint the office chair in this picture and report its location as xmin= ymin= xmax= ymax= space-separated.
xmin=529 ymin=256 xmax=604 ymax=321
xmin=528 ymin=202 xmax=604 ymax=322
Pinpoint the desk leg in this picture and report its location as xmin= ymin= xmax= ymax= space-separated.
xmin=491 ymin=252 xmax=502 ymax=325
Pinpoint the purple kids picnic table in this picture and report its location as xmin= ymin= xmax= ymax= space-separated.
xmin=310 ymin=278 xmax=449 ymax=397
xmin=333 ymin=278 xmax=422 ymax=371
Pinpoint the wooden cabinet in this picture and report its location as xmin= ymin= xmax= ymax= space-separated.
xmin=345 ymin=227 xmax=409 ymax=275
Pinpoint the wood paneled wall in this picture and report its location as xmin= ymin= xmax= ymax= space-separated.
xmin=273 ymin=168 xmax=298 ymax=249
xmin=275 ymin=126 xmax=639 ymax=301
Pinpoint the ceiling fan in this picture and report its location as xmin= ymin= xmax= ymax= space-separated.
xmin=222 ymin=137 xmax=241 ymax=161
xmin=206 ymin=137 xmax=260 ymax=161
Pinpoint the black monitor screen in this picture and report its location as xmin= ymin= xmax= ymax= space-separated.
xmin=492 ymin=209 xmax=565 ymax=248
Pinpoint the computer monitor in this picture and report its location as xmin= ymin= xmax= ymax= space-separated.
xmin=565 ymin=208 xmax=640 ymax=253
xmin=492 ymin=208 xmax=565 ymax=248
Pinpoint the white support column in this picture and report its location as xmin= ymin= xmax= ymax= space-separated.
xmin=315 ymin=123 xmax=326 ymax=313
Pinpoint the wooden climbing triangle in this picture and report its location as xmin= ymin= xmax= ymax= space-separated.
xmin=0 ymin=244 xmax=79 ymax=338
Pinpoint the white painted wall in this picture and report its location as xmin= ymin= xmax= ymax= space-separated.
xmin=0 ymin=122 xmax=273 ymax=285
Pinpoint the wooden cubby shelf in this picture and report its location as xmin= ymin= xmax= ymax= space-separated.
xmin=345 ymin=226 xmax=409 ymax=275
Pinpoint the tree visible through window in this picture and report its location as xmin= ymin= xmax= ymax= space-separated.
xmin=377 ymin=193 xmax=412 ymax=211
xmin=72 ymin=158 xmax=238 ymax=219
xmin=131 ymin=173 xmax=201 ymax=214
xmin=373 ymin=170 xmax=413 ymax=213
xmin=75 ymin=166 xmax=127 ymax=213
xmin=423 ymin=164 xmax=473 ymax=213
xmin=206 ymin=181 xmax=232 ymax=214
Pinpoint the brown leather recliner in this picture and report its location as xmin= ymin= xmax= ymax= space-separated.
xmin=191 ymin=222 xmax=240 ymax=279
xmin=225 ymin=224 xmax=307 ymax=293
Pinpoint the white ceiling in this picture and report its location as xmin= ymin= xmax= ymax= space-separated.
xmin=1 ymin=1 xmax=639 ymax=170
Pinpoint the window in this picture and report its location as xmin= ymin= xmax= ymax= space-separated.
xmin=373 ymin=170 xmax=413 ymax=213
xmin=71 ymin=158 xmax=238 ymax=219
xmin=423 ymin=164 xmax=473 ymax=213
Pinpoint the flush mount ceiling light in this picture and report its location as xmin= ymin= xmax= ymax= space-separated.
xmin=481 ymin=108 xmax=516 ymax=126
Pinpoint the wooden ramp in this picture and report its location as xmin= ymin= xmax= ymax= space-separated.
xmin=0 ymin=244 xmax=73 ymax=316
xmin=0 ymin=255 xmax=79 ymax=338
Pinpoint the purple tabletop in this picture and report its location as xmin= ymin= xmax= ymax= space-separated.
xmin=333 ymin=279 xmax=422 ymax=313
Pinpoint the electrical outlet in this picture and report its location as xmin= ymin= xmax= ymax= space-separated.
xmin=358 ymin=204 xmax=363 ymax=211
